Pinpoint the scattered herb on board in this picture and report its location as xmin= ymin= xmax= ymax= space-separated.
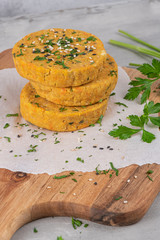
xmin=3 ymin=123 xmax=10 ymax=129
xmin=96 ymin=115 xmax=103 ymax=126
xmin=146 ymin=169 xmax=154 ymax=182
xmin=33 ymin=227 xmax=38 ymax=233
xmin=54 ymin=137 xmax=60 ymax=144
xmin=6 ymin=113 xmax=18 ymax=117
xmin=27 ymin=144 xmax=38 ymax=152
xmin=4 ymin=136 xmax=11 ymax=142
xmin=110 ymin=92 xmax=116 ymax=96
xmin=115 ymin=102 xmax=128 ymax=108
xmin=57 ymin=236 xmax=64 ymax=240
xmin=109 ymin=101 xmax=160 ymax=143
xmin=53 ymin=172 xmax=75 ymax=179
xmin=76 ymin=157 xmax=84 ymax=163
xmin=110 ymin=162 xmax=119 ymax=176
xmin=115 ymin=196 xmax=123 ymax=201
xmin=72 ymin=217 xmax=83 ymax=229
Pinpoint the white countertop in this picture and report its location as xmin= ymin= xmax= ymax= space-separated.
xmin=0 ymin=0 xmax=159 ymax=239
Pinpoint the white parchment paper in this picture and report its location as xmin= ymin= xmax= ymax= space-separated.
xmin=0 ymin=67 xmax=159 ymax=175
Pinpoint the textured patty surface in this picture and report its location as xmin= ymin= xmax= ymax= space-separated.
xmin=20 ymin=83 xmax=109 ymax=131
xmin=30 ymin=55 xmax=118 ymax=106
xmin=13 ymin=28 xmax=107 ymax=87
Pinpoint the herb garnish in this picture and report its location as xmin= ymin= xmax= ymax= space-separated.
xmin=72 ymin=217 xmax=83 ymax=229
xmin=6 ymin=113 xmax=18 ymax=117
xmin=110 ymin=162 xmax=119 ymax=176
xmin=96 ymin=115 xmax=103 ymax=126
xmin=27 ymin=144 xmax=38 ymax=152
xmin=4 ymin=136 xmax=11 ymax=142
xmin=16 ymin=49 xmax=24 ymax=57
xmin=34 ymin=56 xmax=46 ymax=61
xmin=109 ymin=101 xmax=160 ymax=143
xmin=115 ymin=102 xmax=128 ymax=108
xmin=33 ymin=227 xmax=38 ymax=233
xmin=57 ymin=236 xmax=64 ymax=240
xmin=55 ymin=60 xmax=69 ymax=69
xmin=76 ymin=157 xmax=84 ymax=163
xmin=115 ymin=196 xmax=123 ymax=201
xmin=3 ymin=123 xmax=10 ymax=129
xmin=59 ymin=107 xmax=67 ymax=112
xmin=53 ymin=172 xmax=75 ymax=179
xmin=124 ymin=59 xmax=160 ymax=104
xmin=146 ymin=169 xmax=154 ymax=182
xmin=87 ymin=36 xmax=97 ymax=41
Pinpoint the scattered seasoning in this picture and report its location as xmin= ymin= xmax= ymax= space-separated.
xmin=65 ymin=160 xmax=68 ymax=163
xmin=93 ymin=145 xmax=97 ymax=148
xmin=53 ymin=172 xmax=75 ymax=179
xmin=109 ymin=162 xmax=119 ymax=176
xmin=96 ymin=115 xmax=103 ymax=126
xmin=87 ymin=36 xmax=97 ymax=41
xmin=35 ymin=94 xmax=40 ymax=98
xmin=54 ymin=137 xmax=60 ymax=144
xmin=72 ymin=217 xmax=83 ymax=229
xmin=110 ymin=70 xmax=117 ymax=77
xmin=72 ymin=178 xmax=77 ymax=182
xmin=59 ymin=107 xmax=67 ymax=112
xmin=127 ymin=179 xmax=130 ymax=183
xmin=146 ymin=169 xmax=154 ymax=181
xmin=6 ymin=113 xmax=18 ymax=117
xmin=134 ymin=175 xmax=137 ymax=179
xmin=60 ymin=192 xmax=65 ymax=194
xmin=55 ymin=60 xmax=69 ymax=69
xmin=27 ymin=144 xmax=38 ymax=152
xmin=9 ymin=150 xmax=13 ymax=153
xmin=115 ymin=102 xmax=128 ymax=108
xmin=89 ymin=124 xmax=95 ymax=127
xmin=33 ymin=227 xmax=38 ymax=233
xmin=76 ymin=157 xmax=84 ymax=163
xmin=94 ymin=182 xmax=98 ymax=185
xmin=14 ymin=154 xmax=22 ymax=157
xmin=34 ymin=56 xmax=46 ymax=61
xmin=34 ymin=159 xmax=39 ymax=161
xmin=123 ymin=200 xmax=128 ymax=204
xmin=84 ymin=224 xmax=89 ymax=228
xmin=57 ymin=236 xmax=64 ymax=240
xmin=3 ymin=123 xmax=10 ymax=129
xmin=16 ymin=49 xmax=24 ymax=57
xmin=115 ymin=196 xmax=123 ymax=201
xmin=4 ymin=136 xmax=11 ymax=142
xmin=75 ymin=146 xmax=82 ymax=149
xmin=99 ymin=147 xmax=104 ymax=150
xmin=110 ymin=92 xmax=116 ymax=96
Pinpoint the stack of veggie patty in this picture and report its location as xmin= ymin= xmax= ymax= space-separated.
xmin=12 ymin=28 xmax=118 ymax=131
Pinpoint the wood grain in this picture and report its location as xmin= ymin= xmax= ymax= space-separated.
xmin=0 ymin=164 xmax=160 ymax=240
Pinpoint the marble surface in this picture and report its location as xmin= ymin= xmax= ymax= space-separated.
xmin=0 ymin=0 xmax=159 ymax=239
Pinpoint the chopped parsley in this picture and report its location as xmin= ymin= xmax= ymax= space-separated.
xmin=76 ymin=157 xmax=84 ymax=163
xmin=59 ymin=107 xmax=67 ymax=112
xmin=4 ymin=136 xmax=11 ymax=142
xmin=110 ymin=162 xmax=119 ymax=176
xmin=3 ymin=123 xmax=10 ymax=129
xmin=33 ymin=227 xmax=38 ymax=233
xmin=6 ymin=113 xmax=19 ymax=117
xmin=72 ymin=217 xmax=83 ymax=229
xmin=115 ymin=196 xmax=123 ymax=201
xmin=27 ymin=144 xmax=38 ymax=152
xmin=34 ymin=56 xmax=46 ymax=61
xmin=87 ymin=36 xmax=97 ymax=41
xmin=115 ymin=102 xmax=128 ymax=108
xmin=55 ymin=60 xmax=69 ymax=69
xmin=53 ymin=172 xmax=75 ymax=179
xmin=96 ymin=115 xmax=103 ymax=126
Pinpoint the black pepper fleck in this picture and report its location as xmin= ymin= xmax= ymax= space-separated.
xmin=17 ymin=135 xmax=21 ymax=138
xmin=107 ymin=146 xmax=110 ymax=149
xmin=94 ymin=182 xmax=98 ymax=185
xmin=99 ymin=147 xmax=104 ymax=150
xmin=109 ymin=148 xmax=114 ymax=151
xmin=10 ymin=150 xmax=13 ymax=153
xmin=92 ymin=53 xmax=97 ymax=55
xmin=93 ymin=145 xmax=97 ymax=148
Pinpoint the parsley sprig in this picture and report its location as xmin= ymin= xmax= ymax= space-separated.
xmin=109 ymin=101 xmax=160 ymax=143
xmin=124 ymin=59 xmax=160 ymax=104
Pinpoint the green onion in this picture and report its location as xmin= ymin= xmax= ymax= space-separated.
xmin=119 ymin=30 xmax=160 ymax=52
xmin=109 ymin=40 xmax=160 ymax=59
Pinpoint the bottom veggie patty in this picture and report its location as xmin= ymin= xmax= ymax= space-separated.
xmin=20 ymin=83 xmax=109 ymax=131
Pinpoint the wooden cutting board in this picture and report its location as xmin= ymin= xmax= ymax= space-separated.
xmin=0 ymin=49 xmax=160 ymax=240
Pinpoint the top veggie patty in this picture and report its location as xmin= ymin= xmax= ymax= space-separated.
xmin=12 ymin=28 xmax=107 ymax=87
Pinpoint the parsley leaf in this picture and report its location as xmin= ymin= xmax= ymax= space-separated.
xmin=109 ymin=125 xmax=141 ymax=140
xmin=142 ymin=130 xmax=156 ymax=143
xmin=55 ymin=60 xmax=69 ymax=69
xmin=124 ymin=59 xmax=160 ymax=104
xmin=57 ymin=237 xmax=64 ymax=240
xmin=34 ymin=56 xmax=46 ymax=61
